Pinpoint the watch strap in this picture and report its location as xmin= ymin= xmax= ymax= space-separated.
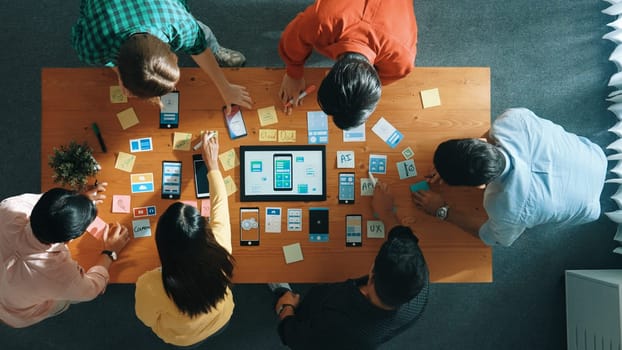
xmin=101 ymin=250 xmax=116 ymax=261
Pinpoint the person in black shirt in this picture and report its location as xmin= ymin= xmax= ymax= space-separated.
xmin=271 ymin=182 xmax=429 ymax=349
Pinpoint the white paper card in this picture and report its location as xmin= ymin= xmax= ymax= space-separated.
xmin=343 ymin=123 xmax=366 ymax=142
xmin=132 ymin=219 xmax=152 ymax=238
xmin=367 ymin=220 xmax=385 ymax=239
xmin=360 ymin=178 xmax=376 ymax=196
xmin=265 ymin=207 xmax=282 ymax=233
xmin=337 ymin=151 xmax=355 ymax=168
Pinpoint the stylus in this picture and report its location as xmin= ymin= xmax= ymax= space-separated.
xmin=192 ymin=131 xmax=216 ymax=151
xmin=91 ymin=123 xmax=107 ymax=153
xmin=284 ymin=85 xmax=317 ymax=108
xmin=368 ymin=171 xmax=378 ymax=186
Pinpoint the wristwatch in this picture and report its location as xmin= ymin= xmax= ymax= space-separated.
xmin=435 ymin=205 xmax=449 ymax=220
xmin=101 ymin=250 xmax=117 ymax=261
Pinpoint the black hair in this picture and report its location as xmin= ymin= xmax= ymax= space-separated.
xmin=156 ymin=202 xmax=235 ymax=318
xmin=317 ymin=53 xmax=381 ymax=130
xmin=30 ymin=188 xmax=97 ymax=244
xmin=373 ymin=226 xmax=428 ymax=307
xmin=118 ymin=33 xmax=180 ymax=99
xmin=433 ymin=139 xmax=506 ymax=186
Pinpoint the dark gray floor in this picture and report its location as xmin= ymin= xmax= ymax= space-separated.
xmin=1 ymin=1 xmax=620 ymax=349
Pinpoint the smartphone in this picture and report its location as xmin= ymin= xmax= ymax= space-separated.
xmin=223 ymin=105 xmax=248 ymax=139
xmin=161 ymin=161 xmax=182 ymax=199
xmin=240 ymin=207 xmax=260 ymax=246
xmin=160 ymin=91 xmax=179 ymax=128
xmin=345 ymin=214 xmax=362 ymax=247
xmin=273 ymin=154 xmax=293 ymax=191
xmin=309 ymin=208 xmax=329 ymax=242
xmin=338 ymin=172 xmax=355 ymax=204
xmin=192 ymin=154 xmax=210 ymax=198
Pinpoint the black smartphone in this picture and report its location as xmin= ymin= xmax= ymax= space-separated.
xmin=160 ymin=91 xmax=179 ymax=128
xmin=161 ymin=161 xmax=182 ymax=199
xmin=309 ymin=208 xmax=329 ymax=242
xmin=192 ymin=154 xmax=210 ymax=199
xmin=240 ymin=207 xmax=260 ymax=246
xmin=273 ymin=154 xmax=293 ymax=191
xmin=338 ymin=172 xmax=355 ymax=204
xmin=345 ymin=214 xmax=362 ymax=247
xmin=223 ymin=105 xmax=248 ymax=139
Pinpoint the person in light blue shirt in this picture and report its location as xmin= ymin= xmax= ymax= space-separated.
xmin=412 ymin=108 xmax=606 ymax=247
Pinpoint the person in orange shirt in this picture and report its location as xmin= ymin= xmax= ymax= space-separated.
xmin=278 ymin=0 xmax=418 ymax=130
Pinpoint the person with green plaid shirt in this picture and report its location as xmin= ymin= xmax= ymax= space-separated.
xmin=72 ymin=0 xmax=252 ymax=113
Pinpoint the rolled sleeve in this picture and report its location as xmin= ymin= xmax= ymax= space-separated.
xmin=479 ymin=219 xmax=526 ymax=247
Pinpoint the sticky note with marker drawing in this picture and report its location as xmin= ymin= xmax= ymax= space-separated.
xmin=219 ymin=149 xmax=240 ymax=171
xmin=110 ymin=86 xmax=128 ymax=104
xmin=173 ymin=132 xmax=192 ymax=151
xmin=336 ymin=151 xmax=355 ymax=168
xmin=112 ymin=195 xmax=131 ymax=213
xmin=223 ymin=176 xmax=237 ymax=196
xmin=278 ymin=130 xmax=296 ymax=142
xmin=360 ymin=178 xmax=375 ymax=196
xmin=259 ymin=129 xmax=277 ymax=142
xmin=132 ymin=219 xmax=152 ymax=238
xmin=367 ymin=220 xmax=385 ymax=239
xmin=114 ymin=152 xmax=136 ymax=172
xmin=86 ymin=216 xmax=107 ymax=240
xmin=257 ymin=106 xmax=278 ymax=126
xmin=117 ymin=108 xmax=140 ymax=130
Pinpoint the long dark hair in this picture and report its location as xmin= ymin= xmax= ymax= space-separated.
xmin=155 ymin=202 xmax=234 ymax=317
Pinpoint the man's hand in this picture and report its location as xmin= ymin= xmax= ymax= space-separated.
xmin=82 ymin=181 xmax=108 ymax=205
xmin=275 ymin=291 xmax=300 ymax=320
xmin=222 ymin=83 xmax=252 ymax=115
xmin=411 ymin=190 xmax=446 ymax=216
xmin=200 ymin=131 xmax=220 ymax=171
xmin=279 ymin=74 xmax=306 ymax=115
xmin=424 ymin=167 xmax=443 ymax=184
xmin=103 ymin=222 xmax=130 ymax=254
xmin=372 ymin=182 xmax=393 ymax=218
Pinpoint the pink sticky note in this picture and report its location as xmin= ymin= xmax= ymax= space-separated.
xmin=112 ymin=195 xmax=131 ymax=213
xmin=201 ymin=199 xmax=211 ymax=217
xmin=181 ymin=200 xmax=198 ymax=209
xmin=86 ymin=216 xmax=107 ymax=240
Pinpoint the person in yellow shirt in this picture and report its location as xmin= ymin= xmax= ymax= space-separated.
xmin=135 ymin=132 xmax=234 ymax=347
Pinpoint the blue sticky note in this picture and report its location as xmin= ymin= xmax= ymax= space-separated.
xmin=410 ymin=181 xmax=430 ymax=193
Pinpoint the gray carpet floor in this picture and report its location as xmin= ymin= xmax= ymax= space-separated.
xmin=0 ymin=1 xmax=620 ymax=349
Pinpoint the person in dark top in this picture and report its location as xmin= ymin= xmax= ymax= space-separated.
xmin=270 ymin=182 xmax=429 ymax=349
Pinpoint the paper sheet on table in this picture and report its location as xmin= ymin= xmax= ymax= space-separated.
xmin=114 ymin=152 xmax=136 ymax=172
xmin=112 ymin=195 xmax=131 ymax=213
xmin=117 ymin=108 xmax=140 ymax=130
xmin=420 ymin=88 xmax=442 ymax=108
xmin=278 ymin=130 xmax=296 ymax=142
xmin=86 ymin=216 xmax=107 ymax=240
xmin=259 ymin=129 xmax=277 ymax=142
xmin=257 ymin=106 xmax=279 ymax=126
xmin=219 ymin=149 xmax=240 ymax=171
xmin=283 ymin=243 xmax=304 ymax=264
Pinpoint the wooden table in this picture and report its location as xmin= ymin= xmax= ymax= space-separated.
xmin=41 ymin=67 xmax=492 ymax=283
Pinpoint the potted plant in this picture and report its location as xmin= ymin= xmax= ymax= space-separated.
xmin=48 ymin=141 xmax=101 ymax=190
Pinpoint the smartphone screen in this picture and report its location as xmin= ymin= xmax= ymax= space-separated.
xmin=345 ymin=215 xmax=362 ymax=247
xmin=338 ymin=172 xmax=355 ymax=204
xmin=273 ymin=154 xmax=293 ymax=191
xmin=160 ymin=91 xmax=179 ymax=129
xmin=162 ymin=161 xmax=182 ymax=199
xmin=192 ymin=154 xmax=210 ymax=198
xmin=240 ymin=207 xmax=260 ymax=246
xmin=224 ymin=105 xmax=247 ymax=139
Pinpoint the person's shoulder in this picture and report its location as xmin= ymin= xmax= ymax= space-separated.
xmin=136 ymin=268 xmax=162 ymax=288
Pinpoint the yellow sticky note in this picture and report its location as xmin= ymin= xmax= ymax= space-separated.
xmin=257 ymin=106 xmax=279 ymax=126
xmin=110 ymin=86 xmax=127 ymax=104
xmin=173 ymin=132 xmax=192 ymax=151
xmin=223 ymin=175 xmax=237 ymax=196
xmin=420 ymin=88 xmax=441 ymax=109
xmin=219 ymin=149 xmax=240 ymax=171
xmin=283 ymin=243 xmax=304 ymax=264
xmin=278 ymin=130 xmax=297 ymax=143
xmin=114 ymin=152 xmax=136 ymax=172
xmin=117 ymin=108 xmax=140 ymax=130
xmin=259 ymin=129 xmax=278 ymax=142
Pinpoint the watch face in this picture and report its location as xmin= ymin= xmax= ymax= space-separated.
xmin=436 ymin=206 xmax=448 ymax=220
xmin=110 ymin=251 xmax=118 ymax=261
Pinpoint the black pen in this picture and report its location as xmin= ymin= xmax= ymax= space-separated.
xmin=92 ymin=123 xmax=107 ymax=153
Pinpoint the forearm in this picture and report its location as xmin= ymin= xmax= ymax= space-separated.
xmin=192 ymin=50 xmax=231 ymax=97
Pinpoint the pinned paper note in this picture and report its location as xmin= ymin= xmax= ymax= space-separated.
xmin=367 ymin=220 xmax=385 ymax=239
xmin=337 ymin=151 xmax=355 ymax=168
xmin=219 ymin=149 xmax=240 ymax=171
xmin=402 ymin=147 xmax=414 ymax=159
xmin=114 ymin=152 xmax=136 ymax=172
xmin=112 ymin=195 xmax=131 ymax=213
xmin=257 ymin=106 xmax=278 ymax=126
xmin=259 ymin=129 xmax=278 ymax=142
xmin=371 ymin=117 xmax=403 ymax=148
xmin=117 ymin=108 xmax=140 ymax=130
xmin=282 ymin=243 xmax=304 ymax=264
xmin=86 ymin=216 xmax=107 ymax=240
xmin=361 ymin=178 xmax=376 ymax=196
xmin=369 ymin=154 xmax=387 ymax=174
xmin=410 ymin=181 xmax=430 ymax=193
xmin=223 ymin=175 xmax=237 ymax=196
xmin=343 ymin=123 xmax=366 ymax=142
xmin=278 ymin=130 xmax=296 ymax=142
xmin=130 ymin=173 xmax=155 ymax=193
xmin=307 ymin=111 xmax=329 ymax=144
xmin=173 ymin=132 xmax=192 ymax=151
xmin=265 ymin=207 xmax=282 ymax=233
xmin=201 ymin=199 xmax=211 ymax=217
xmin=130 ymin=137 xmax=153 ymax=152
xmin=110 ymin=86 xmax=128 ymax=104
xmin=396 ymin=159 xmax=417 ymax=179
xmin=420 ymin=88 xmax=441 ymax=108
xmin=132 ymin=219 xmax=152 ymax=238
